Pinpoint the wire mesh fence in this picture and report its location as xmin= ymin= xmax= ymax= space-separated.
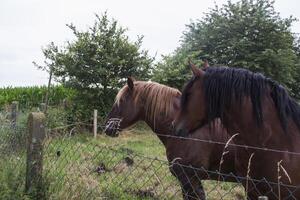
xmin=41 ymin=132 xmax=300 ymax=200
xmin=1 ymin=108 xmax=300 ymax=199
xmin=0 ymin=110 xmax=28 ymax=199
xmin=42 ymin=133 xmax=246 ymax=200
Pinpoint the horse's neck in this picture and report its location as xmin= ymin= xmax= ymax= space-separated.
xmin=137 ymin=90 xmax=179 ymax=146
xmin=142 ymin=112 xmax=175 ymax=147
xmin=226 ymin=99 xmax=296 ymax=149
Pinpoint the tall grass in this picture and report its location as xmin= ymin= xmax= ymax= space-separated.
xmin=0 ymin=112 xmax=28 ymax=200
xmin=0 ymin=85 xmax=75 ymax=110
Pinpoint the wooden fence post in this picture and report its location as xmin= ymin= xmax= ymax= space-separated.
xmin=93 ymin=109 xmax=98 ymax=138
xmin=25 ymin=112 xmax=46 ymax=198
xmin=11 ymin=101 xmax=18 ymax=129
xmin=258 ymin=196 xmax=268 ymax=200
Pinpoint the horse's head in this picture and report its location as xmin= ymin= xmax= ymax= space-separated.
xmin=105 ymin=77 xmax=142 ymax=137
xmin=174 ymin=62 xmax=207 ymax=137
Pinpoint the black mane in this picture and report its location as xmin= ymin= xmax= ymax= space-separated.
xmin=181 ymin=66 xmax=300 ymax=131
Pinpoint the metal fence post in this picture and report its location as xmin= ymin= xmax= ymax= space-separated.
xmin=94 ymin=109 xmax=98 ymax=138
xmin=25 ymin=112 xmax=46 ymax=198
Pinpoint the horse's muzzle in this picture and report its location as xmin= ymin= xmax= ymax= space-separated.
xmin=175 ymin=127 xmax=188 ymax=137
xmin=104 ymin=118 xmax=122 ymax=137
xmin=174 ymin=121 xmax=189 ymax=137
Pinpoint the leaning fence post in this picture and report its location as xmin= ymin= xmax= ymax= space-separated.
xmin=11 ymin=101 xmax=18 ymax=129
xmin=258 ymin=196 xmax=268 ymax=200
xmin=25 ymin=112 xmax=46 ymax=198
xmin=93 ymin=109 xmax=98 ymax=138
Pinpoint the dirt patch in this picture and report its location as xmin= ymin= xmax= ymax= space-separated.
xmin=95 ymin=156 xmax=135 ymax=174
xmin=113 ymin=156 xmax=134 ymax=173
xmin=124 ymin=156 xmax=134 ymax=166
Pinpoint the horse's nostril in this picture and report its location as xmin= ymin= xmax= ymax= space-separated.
xmin=175 ymin=127 xmax=187 ymax=137
xmin=178 ymin=129 xmax=184 ymax=136
xmin=175 ymin=128 xmax=182 ymax=136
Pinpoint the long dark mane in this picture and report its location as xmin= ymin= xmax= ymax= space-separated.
xmin=182 ymin=67 xmax=300 ymax=131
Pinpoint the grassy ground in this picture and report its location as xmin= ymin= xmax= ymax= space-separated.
xmin=0 ymin=110 xmax=245 ymax=200
xmin=41 ymin=125 xmax=245 ymax=200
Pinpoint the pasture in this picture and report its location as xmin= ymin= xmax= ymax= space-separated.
xmin=1 ymin=0 xmax=300 ymax=198
xmin=0 ymin=109 xmax=244 ymax=199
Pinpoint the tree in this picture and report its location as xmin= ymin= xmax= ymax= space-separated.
xmin=154 ymin=0 xmax=300 ymax=98
xmin=37 ymin=13 xmax=154 ymax=119
xmin=152 ymin=48 xmax=203 ymax=89
xmin=291 ymin=36 xmax=300 ymax=99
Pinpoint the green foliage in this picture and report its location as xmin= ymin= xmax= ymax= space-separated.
xmin=0 ymin=157 xmax=29 ymax=200
xmin=152 ymin=48 xmax=203 ymax=89
xmin=45 ymin=107 xmax=69 ymax=129
xmin=154 ymin=0 xmax=300 ymax=98
xmin=0 ymin=115 xmax=27 ymax=200
xmin=38 ymin=12 xmax=154 ymax=119
xmin=0 ymin=155 xmax=49 ymax=200
xmin=0 ymin=85 xmax=75 ymax=110
xmin=0 ymin=113 xmax=27 ymax=154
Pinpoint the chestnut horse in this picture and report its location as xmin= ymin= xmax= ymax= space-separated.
xmin=174 ymin=64 xmax=300 ymax=199
xmin=105 ymin=78 xmax=237 ymax=200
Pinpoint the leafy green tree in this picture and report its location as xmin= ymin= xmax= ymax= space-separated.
xmin=37 ymin=13 xmax=154 ymax=119
xmin=152 ymin=48 xmax=203 ymax=89
xmin=154 ymin=0 xmax=300 ymax=98
xmin=291 ymin=37 xmax=300 ymax=99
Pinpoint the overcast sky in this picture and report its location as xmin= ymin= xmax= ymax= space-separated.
xmin=1 ymin=0 xmax=300 ymax=87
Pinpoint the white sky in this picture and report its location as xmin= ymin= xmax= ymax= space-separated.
xmin=0 ymin=0 xmax=300 ymax=87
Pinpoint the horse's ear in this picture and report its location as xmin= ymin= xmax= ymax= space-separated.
xmin=202 ymin=60 xmax=209 ymax=69
xmin=127 ymin=77 xmax=135 ymax=90
xmin=189 ymin=60 xmax=205 ymax=77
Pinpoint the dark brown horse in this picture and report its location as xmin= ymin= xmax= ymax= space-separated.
xmin=174 ymin=63 xmax=300 ymax=199
xmin=105 ymin=78 xmax=237 ymax=200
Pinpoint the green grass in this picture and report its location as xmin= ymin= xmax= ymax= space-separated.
xmin=42 ymin=128 xmax=171 ymax=199
xmin=0 ymin=155 xmax=30 ymax=200
xmin=0 ymin=116 xmax=245 ymax=199
xmin=41 ymin=126 xmax=245 ymax=200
